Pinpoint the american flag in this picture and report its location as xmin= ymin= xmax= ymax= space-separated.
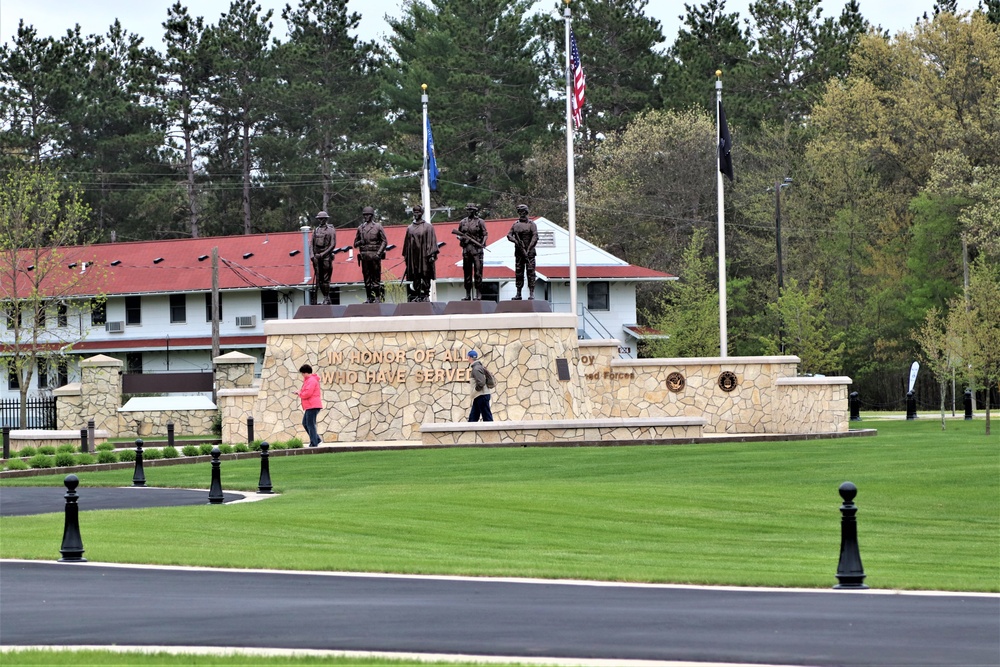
xmin=570 ymin=29 xmax=586 ymax=129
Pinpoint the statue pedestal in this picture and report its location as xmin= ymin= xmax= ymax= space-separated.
xmin=496 ymin=300 xmax=551 ymax=313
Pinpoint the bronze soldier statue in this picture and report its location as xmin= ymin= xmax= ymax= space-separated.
xmin=353 ymin=206 xmax=388 ymax=303
xmin=402 ymin=205 xmax=439 ymax=302
xmin=310 ymin=211 xmax=336 ymax=305
xmin=455 ymin=203 xmax=488 ymax=300
xmin=506 ymin=203 xmax=538 ymax=300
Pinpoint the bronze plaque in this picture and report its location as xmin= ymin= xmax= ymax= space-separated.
xmin=666 ymin=372 xmax=685 ymax=393
xmin=718 ymin=371 xmax=739 ymax=392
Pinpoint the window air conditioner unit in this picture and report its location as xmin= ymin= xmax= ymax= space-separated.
xmin=106 ymin=321 xmax=125 ymax=333
xmin=236 ymin=315 xmax=257 ymax=328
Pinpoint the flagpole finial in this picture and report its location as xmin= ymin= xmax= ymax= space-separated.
xmin=421 ymin=83 xmax=427 ymax=91
xmin=716 ymin=70 xmax=722 ymax=79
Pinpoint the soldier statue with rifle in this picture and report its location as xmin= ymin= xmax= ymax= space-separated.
xmin=310 ymin=210 xmax=336 ymax=305
xmin=353 ymin=206 xmax=388 ymax=303
xmin=453 ymin=203 xmax=488 ymax=300
xmin=506 ymin=203 xmax=538 ymax=300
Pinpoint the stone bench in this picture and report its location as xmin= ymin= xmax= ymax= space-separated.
xmin=419 ymin=417 xmax=706 ymax=446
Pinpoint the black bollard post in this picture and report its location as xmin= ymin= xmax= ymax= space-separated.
xmin=834 ymin=481 xmax=868 ymax=589
xmin=80 ymin=429 xmax=88 ymax=454
xmin=258 ymin=441 xmax=273 ymax=494
xmin=964 ymin=389 xmax=973 ymax=420
xmin=2 ymin=426 xmax=10 ymax=460
xmin=132 ymin=439 xmax=146 ymax=487
xmin=247 ymin=416 xmax=255 ymax=444
xmin=849 ymin=391 xmax=861 ymax=422
xmin=87 ymin=418 xmax=95 ymax=453
xmin=167 ymin=421 xmax=175 ymax=449
xmin=905 ymin=391 xmax=917 ymax=420
xmin=58 ymin=474 xmax=87 ymax=562
xmin=208 ymin=446 xmax=224 ymax=504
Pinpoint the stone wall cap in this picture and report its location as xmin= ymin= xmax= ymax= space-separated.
xmin=79 ymin=354 xmax=123 ymax=367
xmin=217 ymin=388 xmax=261 ymax=397
xmin=265 ymin=312 xmax=578 ymax=335
xmin=214 ymin=350 xmax=257 ymax=364
xmin=614 ymin=355 xmax=801 ymax=367
xmin=52 ymin=382 xmax=82 ymax=396
xmin=421 ymin=416 xmax=707 ymax=432
xmin=10 ymin=429 xmax=110 ymax=439
xmin=776 ymin=376 xmax=853 ymax=385
xmin=578 ymin=339 xmax=621 ymax=347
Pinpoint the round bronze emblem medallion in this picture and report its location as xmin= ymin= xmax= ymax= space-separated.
xmin=666 ymin=371 xmax=685 ymax=393
xmin=718 ymin=371 xmax=739 ymax=392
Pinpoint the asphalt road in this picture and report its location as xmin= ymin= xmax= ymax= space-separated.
xmin=2 ymin=561 xmax=998 ymax=666
xmin=0 ymin=486 xmax=246 ymax=516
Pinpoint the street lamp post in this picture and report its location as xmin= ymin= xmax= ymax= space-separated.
xmin=775 ymin=177 xmax=792 ymax=353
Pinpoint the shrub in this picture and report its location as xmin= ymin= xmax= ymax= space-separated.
xmin=54 ymin=452 xmax=76 ymax=467
xmin=211 ymin=412 xmax=223 ymax=436
xmin=96 ymin=451 xmax=118 ymax=464
xmin=57 ymin=443 xmax=77 ymax=454
xmin=96 ymin=442 xmax=115 ymax=452
xmin=182 ymin=445 xmax=200 ymax=457
xmin=17 ymin=446 xmax=37 ymax=458
xmin=219 ymin=444 xmax=234 ymax=454
xmin=118 ymin=449 xmax=136 ymax=463
xmin=28 ymin=454 xmax=54 ymax=469
xmin=249 ymin=440 xmax=262 ymax=451
xmin=162 ymin=446 xmax=179 ymax=459
xmin=38 ymin=445 xmax=56 ymax=455
xmin=75 ymin=453 xmax=95 ymax=466
xmin=286 ymin=437 xmax=303 ymax=449
xmin=234 ymin=443 xmax=250 ymax=453
xmin=143 ymin=448 xmax=162 ymax=460
xmin=199 ymin=444 xmax=214 ymax=456
xmin=5 ymin=458 xmax=29 ymax=471
xmin=270 ymin=441 xmax=285 ymax=450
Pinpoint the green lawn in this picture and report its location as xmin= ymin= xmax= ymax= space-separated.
xmin=2 ymin=420 xmax=997 ymax=591
xmin=0 ymin=649 xmax=509 ymax=666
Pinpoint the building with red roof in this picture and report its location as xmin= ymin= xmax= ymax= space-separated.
xmin=2 ymin=216 xmax=674 ymax=400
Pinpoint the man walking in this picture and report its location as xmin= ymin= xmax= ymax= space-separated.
xmin=467 ymin=350 xmax=493 ymax=422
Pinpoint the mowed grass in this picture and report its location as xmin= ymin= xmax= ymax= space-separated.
xmin=1 ymin=420 xmax=996 ymax=591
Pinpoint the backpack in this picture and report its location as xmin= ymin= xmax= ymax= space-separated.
xmin=483 ymin=366 xmax=496 ymax=389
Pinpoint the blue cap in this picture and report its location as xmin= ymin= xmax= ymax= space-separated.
xmin=467 ymin=350 xmax=478 ymax=359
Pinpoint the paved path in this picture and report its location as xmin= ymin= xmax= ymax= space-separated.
xmin=0 ymin=486 xmax=248 ymax=516
xmin=1 ymin=561 xmax=997 ymax=666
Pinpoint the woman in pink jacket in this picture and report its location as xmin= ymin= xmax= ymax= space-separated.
xmin=294 ymin=364 xmax=323 ymax=447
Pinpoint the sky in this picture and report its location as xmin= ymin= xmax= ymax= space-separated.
xmin=0 ymin=0 xmax=985 ymax=53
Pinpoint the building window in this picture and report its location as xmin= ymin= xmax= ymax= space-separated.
xmin=261 ymin=291 xmax=280 ymax=320
xmin=126 ymin=352 xmax=143 ymax=375
xmin=205 ymin=293 xmax=223 ymax=322
xmin=125 ymin=296 xmax=141 ymax=325
xmin=57 ymin=359 xmax=69 ymax=387
xmin=480 ymin=282 xmax=500 ymax=303
xmin=587 ymin=282 xmax=610 ymax=311
xmin=8 ymin=368 xmax=19 ymax=390
xmin=37 ymin=359 xmax=49 ymax=389
xmin=91 ymin=300 xmax=106 ymax=326
xmin=170 ymin=294 xmax=187 ymax=323
xmin=35 ymin=305 xmax=45 ymax=329
xmin=57 ymin=303 xmax=68 ymax=327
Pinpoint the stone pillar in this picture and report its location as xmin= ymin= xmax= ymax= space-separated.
xmin=215 ymin=351 xmax=259 ymax=444
xmin=60 ymin=355 xmax=123 ymax=437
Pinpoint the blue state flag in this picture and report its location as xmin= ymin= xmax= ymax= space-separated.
xmin=426 ymin=116 xmax=439 ymax=191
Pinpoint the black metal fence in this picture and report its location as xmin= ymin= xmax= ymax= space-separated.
xmin=0 ymin=396 xmax=57 ymax=429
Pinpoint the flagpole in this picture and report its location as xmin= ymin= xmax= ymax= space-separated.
xmin=716 ymin=70 xmax=728 ymax=358
xmin=565 ymin=1 xmax=578 ymax=325
xmin=421 ymin=83 xmax=431 ymax=224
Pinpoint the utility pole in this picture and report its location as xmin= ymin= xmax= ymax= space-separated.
xmin=211 ymin=247 xmax=220 ymax=404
